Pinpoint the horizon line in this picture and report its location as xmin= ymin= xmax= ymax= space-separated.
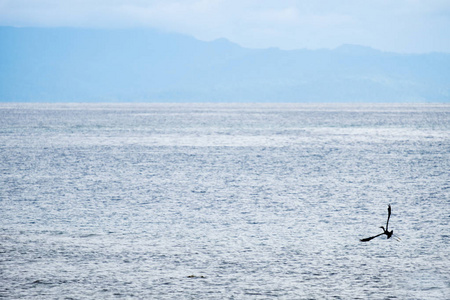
xmin=2 ymin=25 xmax=449 ymax=55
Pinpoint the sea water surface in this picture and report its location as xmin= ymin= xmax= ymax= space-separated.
xmin=1 ymin=103 xmax=449 ymax=299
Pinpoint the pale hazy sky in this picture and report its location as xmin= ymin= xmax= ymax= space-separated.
xmin=1 ymin=0 xmax=450 ymax=53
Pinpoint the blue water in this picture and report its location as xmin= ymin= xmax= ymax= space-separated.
xmin=1 ymin=103 xmax=449 ymax=299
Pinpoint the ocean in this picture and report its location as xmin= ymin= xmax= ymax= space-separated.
xmin=1 ymin=103 xmax=449 ymax=299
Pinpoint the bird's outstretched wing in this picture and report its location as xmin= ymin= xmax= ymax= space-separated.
xmin=360 ymin=232 xmax=384 ymax=242
xmin=386 ymin=204 xmax=391 ymax=231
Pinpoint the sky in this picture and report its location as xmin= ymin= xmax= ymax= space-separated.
xmin=1 ymin=0 xmax=450 ymax=53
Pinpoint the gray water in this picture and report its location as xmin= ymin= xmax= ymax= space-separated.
xmin=1 ymin=103 xmax=449 ymax=299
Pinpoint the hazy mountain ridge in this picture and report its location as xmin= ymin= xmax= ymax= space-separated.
xmin=1 ymin=27 xmax=449 ymax=102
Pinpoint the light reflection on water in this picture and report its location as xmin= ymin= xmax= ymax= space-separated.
xmin=1 ymin=103 xmax=449 ymax=299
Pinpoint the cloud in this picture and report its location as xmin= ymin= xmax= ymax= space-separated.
xmin=0 ymin=0 xmax=449 ymax=52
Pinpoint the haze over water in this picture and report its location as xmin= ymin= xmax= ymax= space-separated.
xmin=1 ymin=103 xmax=449 ymax=299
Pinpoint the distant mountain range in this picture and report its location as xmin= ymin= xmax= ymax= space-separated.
xmin=1 ymin=27 xmax=449 ymax=102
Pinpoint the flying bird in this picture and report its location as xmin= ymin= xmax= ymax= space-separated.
xmin=360 ymin=204 xmax=399 ymax=242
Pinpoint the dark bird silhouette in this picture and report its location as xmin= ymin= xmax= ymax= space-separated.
xmin=360 ymin=204 xmax=396 ymax=242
